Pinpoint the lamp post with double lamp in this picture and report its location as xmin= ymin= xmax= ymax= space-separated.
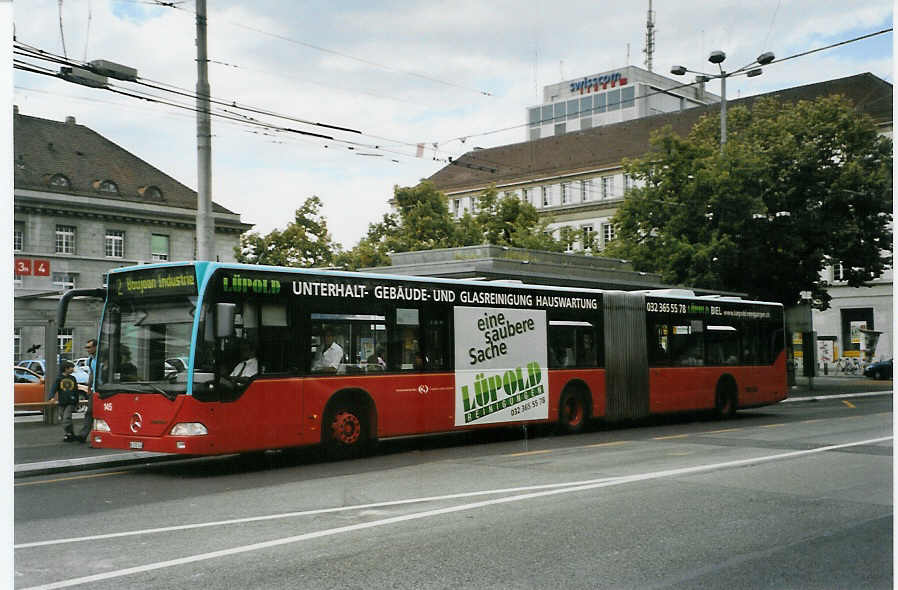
xmin=670 ymin=50 xmax=775 ymax=152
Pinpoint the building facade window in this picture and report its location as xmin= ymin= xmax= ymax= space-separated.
xmin=151 ymin=234 xmax=170 ymax=262
xmin=55 ymin=225 xmax=76 ymax=254
xmin=541 ymin=186 xmax=549 ymax=207
xmin=833 ymin=262 xmax=845 ymax=281
xmin=602 ymin=222 xmax=616 ymax=247
xmin=58 ymin=328 xmax=74 ymax=361
xmin=601 ymin=176 xmax=615 ymax=200
xmin=98 ymin=180 xmax=119 ymax=194
xmin=560 ymin=182 xmax=570 ymax=205
xmin=53 ymin=272 xmax=77 ymax=290
xmin=49 ymin=174 xmax=71 ymax=189
xmin=580 ymin=95 xmax=593 ymax=117
xmin=581 ymin=225 xmax=595 ymax=250
xmin=607 ymin=89 xmax=621 ymax=111
xmin=143 ymin=186 xmax=163 ymax=200
xmin=522 ymin=188 xmax=531 ymax=204
xmin=580 ymin=179 xmax=591 ymax=202
xmin=14 ymin=328 xmax=21 ymax=365
xmin=105 ymin=230 xmax=125 ymax=258
xmin=621 ymin=86 xmax=636 ymax=109
xmin=528 ymin=107 xmax=541 ymax=126
xmin=14 ymin=227 xmax=23 ymax=251
xmin=623 ymin=173 xmax=634 ymax=191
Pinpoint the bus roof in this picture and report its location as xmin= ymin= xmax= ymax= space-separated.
xmin=106 ymin=261 xmax=783 ymax=307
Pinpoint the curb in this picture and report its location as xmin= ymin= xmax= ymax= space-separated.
xmin=14 ymin=451 xmax=181 ymax=478
xmin=783 ymin=390 xmax=893 ymax=404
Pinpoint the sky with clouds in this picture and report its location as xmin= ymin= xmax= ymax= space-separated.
xmin=12 ymin=0 xmax=894 ymax=248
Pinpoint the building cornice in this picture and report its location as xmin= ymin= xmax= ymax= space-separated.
xmin=15 ymin=188 xmax=252 ymax=233
xmin=441 ymin=163 xmax=625 ymax=196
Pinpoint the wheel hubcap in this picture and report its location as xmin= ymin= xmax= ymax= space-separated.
xmin=332 ymin=411 xmax=361 ymax=445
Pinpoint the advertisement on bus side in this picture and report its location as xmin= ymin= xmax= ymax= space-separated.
xmin=454 ymin=306 xmax=549 ymax=426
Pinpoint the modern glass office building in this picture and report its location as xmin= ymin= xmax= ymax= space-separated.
xmin=526 ymin=65 xmax=719 ymax=141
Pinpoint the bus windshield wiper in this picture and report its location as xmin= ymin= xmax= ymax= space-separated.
xmin=95 ymin=382 xmax=177 ymax=400
xmin=143 ymin=382 xmax=178 ymax=401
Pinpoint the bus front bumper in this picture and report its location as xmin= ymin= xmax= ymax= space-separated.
xmin=90 ymin=431 xmax=222 ymax=455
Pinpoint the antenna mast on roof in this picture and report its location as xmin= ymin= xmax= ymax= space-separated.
xmin=643 ymin=0 xmax=656 ymax=72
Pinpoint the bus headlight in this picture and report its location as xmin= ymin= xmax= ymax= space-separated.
xmin=93 ymin=419 xmax=110 ymax=432
xmin=170 ymin=423 xmax=208 ymax=436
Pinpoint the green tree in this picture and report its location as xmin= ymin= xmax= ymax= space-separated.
xmin=389 ymin=181 xmax=464 ymax=251
xmin=474 ymin=187 xmax=562 ymax=251
xmin=235 ymin=196 xmax=341 ymax=267
xmin=606 ymin=95 xmax=892 ymax=309
xmin=337 ymin=181 xmax=568 ymax=270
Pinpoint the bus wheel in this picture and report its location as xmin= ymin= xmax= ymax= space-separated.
xmin=714 ymin=384 xmax=737 ymax=419
xmin=558 ymin=389 xmax=589 ymax=434
xmin=324 ymin=407 xmax=368 ymax=459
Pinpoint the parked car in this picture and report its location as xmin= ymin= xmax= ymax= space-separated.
xmin=13 ymin=366 xmax=89 ymax=411
xmin=15 ymin=359 xmax=90 ymax=385
xmin=863 ymin=358 xmax=892 ymax=380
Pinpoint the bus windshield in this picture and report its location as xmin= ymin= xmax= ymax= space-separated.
xmin=97 ymin=296 xmax=196 ymax=397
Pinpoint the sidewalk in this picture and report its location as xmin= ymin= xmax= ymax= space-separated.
xmin=14 ymin=375 xmax=892 ymax=478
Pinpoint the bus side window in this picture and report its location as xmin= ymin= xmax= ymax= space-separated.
xmin=548 ymin=321 xmax=576 ymax=368
xmin=706 ymin=323 xmax=740 ymax=366
xmin=259 ymin=303 xmax=291 ymax=373
xmin=648 ymin=322 xmax=669 ymax=365
xmin=423 ymin=308 xmax=450 ymax=370
xmin=669 ymin=322 xmax=704 ymax=366
xmin=393 ymin=308 xmax=421 ymax=371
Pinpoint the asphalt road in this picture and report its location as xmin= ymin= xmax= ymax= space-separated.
xmin=14 ymin=394 xmax=891 ymax=589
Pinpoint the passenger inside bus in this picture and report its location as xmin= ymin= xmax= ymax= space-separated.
xmin=367 ymin=348 xmax=387 ymax=370
xmin=230 ymin=340 xmax=258 ymax=378
xmin=312 ymin=328 xmax=344 ymax=373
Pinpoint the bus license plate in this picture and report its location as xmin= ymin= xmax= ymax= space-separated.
xmin=129 ymin=441 xmax=143 ymax=449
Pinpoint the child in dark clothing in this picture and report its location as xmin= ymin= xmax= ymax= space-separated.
xmin=50 ymin=361 xmax=79 ymax=442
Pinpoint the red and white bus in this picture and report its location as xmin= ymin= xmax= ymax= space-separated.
xmin=86 ymin=262 xmax=787 ymax=456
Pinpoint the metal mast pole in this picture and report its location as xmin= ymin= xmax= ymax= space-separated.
xmin=719 ymin=72 xmax=727 ymax=151
xmin=195 ymin=0 xmax=214 ymax=261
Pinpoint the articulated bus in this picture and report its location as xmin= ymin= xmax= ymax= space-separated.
xmin=86 ymin=262 xmax=787 ymax=457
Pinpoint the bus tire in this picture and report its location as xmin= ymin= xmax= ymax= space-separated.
xmin=558 ymin=387 xmax=590 ymax=434
xmin=323 ymin=404 xmax=370 ymax=460
xmin=714 ymin=378 xmax=738 ymax=419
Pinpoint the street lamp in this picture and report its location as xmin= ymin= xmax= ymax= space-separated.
xmin=670 ymin=50 xmax=775 ymax=152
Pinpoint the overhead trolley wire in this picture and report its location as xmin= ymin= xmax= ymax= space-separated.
xmin=162 ymin=1 xmax=495 ymax=98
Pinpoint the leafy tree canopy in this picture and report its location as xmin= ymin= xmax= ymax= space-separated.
xmin=235 ymin=196 xmax=341 ymax=268
xmin=604 ymin=95 xmax=892 ymax=309
xmin=337 ymin=182 xmax=565 ymax=269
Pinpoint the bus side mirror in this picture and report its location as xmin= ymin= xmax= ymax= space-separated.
xmin=215 ymin=303 xmax=236 ymax=338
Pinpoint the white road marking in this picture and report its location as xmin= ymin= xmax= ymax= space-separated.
xmin=22 ymin=435 xmax=892 ymax=590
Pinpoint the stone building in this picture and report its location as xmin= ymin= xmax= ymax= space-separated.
xmin=13 ymin=109 xmax=252 ymax=365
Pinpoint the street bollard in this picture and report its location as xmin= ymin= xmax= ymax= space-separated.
xmin=42 ymin=403 xmax=60 ymax=426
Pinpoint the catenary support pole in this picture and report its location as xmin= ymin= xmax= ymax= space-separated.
xmin=195 ymin=0 xmax=214 ymax=261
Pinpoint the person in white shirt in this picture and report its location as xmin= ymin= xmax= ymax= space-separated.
xmin=312 ymin=329 xmax=343 ymax=373
xmin=231 ymin=342 xmax=258 ymax=378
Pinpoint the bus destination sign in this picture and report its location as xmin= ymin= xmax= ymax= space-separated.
xmin=113 ymin=267 xmax=198 ymax=298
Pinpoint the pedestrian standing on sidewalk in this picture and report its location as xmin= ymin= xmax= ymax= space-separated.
xmin=76 ymin=339 xmax=97 ymax=443
xmin=49 ymin=361 xmax=79 ymax=442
